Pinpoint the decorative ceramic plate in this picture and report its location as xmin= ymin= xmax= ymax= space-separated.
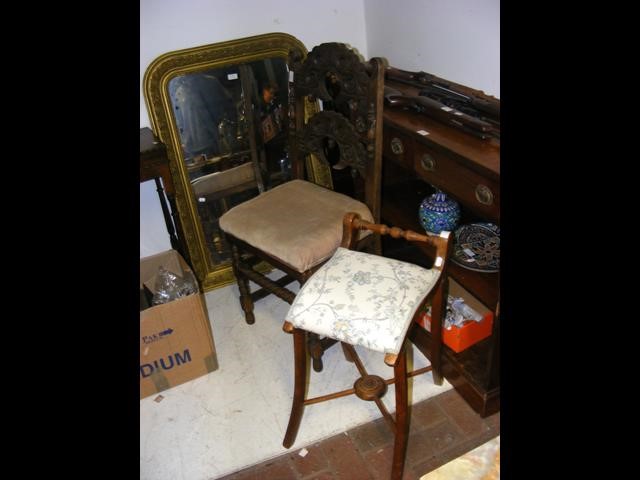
xmin=452 ymin=223 xmax=500 ymax=273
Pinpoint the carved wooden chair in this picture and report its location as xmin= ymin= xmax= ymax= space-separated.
xmin=282 ymin=212 xmax=453 ymax=480
xmin=219 ymin=42 xmax=385 ymax=371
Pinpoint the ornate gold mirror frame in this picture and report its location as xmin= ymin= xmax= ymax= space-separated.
xmin=144 ymin=33 xmax=331 ymax=291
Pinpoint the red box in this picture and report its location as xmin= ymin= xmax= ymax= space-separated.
xmin=416 ymin=309 xmax=494 ymax=353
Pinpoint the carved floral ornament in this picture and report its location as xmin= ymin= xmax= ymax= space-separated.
xmin=298 ymin=111 xmax=367 ymax=177
xmin=295 ymin=43 xmax=373 ymax=133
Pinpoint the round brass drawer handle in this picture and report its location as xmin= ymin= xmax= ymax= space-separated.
xmin=420 ymin=153 xmax=436 ymax=172
xmin=475 ymin=184 xmax=494 ymax=205
xmin=390 ymin=137 xmax=404 ymax=155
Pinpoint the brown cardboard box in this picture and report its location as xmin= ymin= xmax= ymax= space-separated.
xmin=140 ymin=250 xmax=218 ymax=399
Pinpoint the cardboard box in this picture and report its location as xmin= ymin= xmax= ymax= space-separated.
xmin=416 ymin=279 xmax=494 ymax=353
xmin=140 ymin=250 xmax=218 ymax=399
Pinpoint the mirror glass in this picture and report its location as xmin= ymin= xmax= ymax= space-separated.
xmin=168 ymin=58 xmax=291 ymax=264
xmin=144 ymin=33 xmax=309 ymax=291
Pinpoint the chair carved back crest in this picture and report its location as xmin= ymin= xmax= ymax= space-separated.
xmin=295 ymin=43 xmax=373 ymax=130
xmin=289 ymin=42 xmax=385 ymax=221
xmin=298 ymin=111 xmax=366 ymax=176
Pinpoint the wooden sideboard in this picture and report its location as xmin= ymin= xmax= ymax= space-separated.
xmin=380 ymin=79 xmax=500 ymax=417
xmin=140 ymin=127 xmax=190 ymax=263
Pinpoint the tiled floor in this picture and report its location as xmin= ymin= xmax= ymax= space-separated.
xmin=218 ymin=388 xmax=500 ymax=479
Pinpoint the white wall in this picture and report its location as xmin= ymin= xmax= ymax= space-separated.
xmin=140 ymin=0 xmax=368 ymax=257
xmin=364 ymin=0 xmax=500 ymax=98
xmin=140 ymin=0 xmax=500 ymax=257
xmin=140 ymin=0 xmax=368 ymax=129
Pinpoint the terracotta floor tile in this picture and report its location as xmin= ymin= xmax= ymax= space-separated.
xmin=216 ymin=465 xmax=257 ymax=480
xmin=254 ymin=455 xmax=298 ymax=479
xmin=483 ymin=410 xmax=501 ymax=435
xmin=405 ymin=420 xmax=464 ymax=466
xmin=410 ymin=432 xmax=499 ymax=475
xmin=348 ymin=417 xmax=394 ymax=454
xmin=435 ymin=389 xmax=491 ymax=438
xmin=302 ymin=472 xmax=335 ymax=480
xmin=288 ymin=443 xmax=330 ymax=478
xmin=320 ymin=433 xmax=372 ymax=480
xmin=409 ymin=397 xmax=448 ymax=433
xmin=362 ymin=444 xmax=419 ymax=480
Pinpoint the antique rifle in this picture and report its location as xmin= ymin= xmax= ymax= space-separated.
xmin=386 ymin=66 xmax=500 ymax=121
xmin=384 ymin=86 xmax=494 ymax=140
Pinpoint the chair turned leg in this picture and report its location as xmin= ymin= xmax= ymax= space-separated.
xmin=392 ymin=344 xmax=410 ymax=480
xmin=283 ymin=328 xmax=307 ymax=448
xmin=429 ymin=280 xmax=446 ymax=385
xmin=229 ymin=241 xmax=255 ymax=324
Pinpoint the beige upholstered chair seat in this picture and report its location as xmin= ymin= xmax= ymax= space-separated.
xmin=191 ymin=162 xmax=255 ymax=198
xmin=219 ymin=179 xmax=373 ymax=272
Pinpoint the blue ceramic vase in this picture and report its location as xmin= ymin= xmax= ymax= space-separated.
xmin=419 ymin=191 xmax=461 ymax=234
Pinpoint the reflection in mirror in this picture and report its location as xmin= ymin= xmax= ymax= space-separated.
xmin=168 ymin=58 xmax=291 ymax=265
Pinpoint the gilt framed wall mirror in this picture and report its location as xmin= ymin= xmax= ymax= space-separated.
xmin=144 ymin=33 xmax=329 ymax=291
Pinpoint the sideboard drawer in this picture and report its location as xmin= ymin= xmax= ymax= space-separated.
xmin=413 ymin=142 xmax=500 ymax=223
xmin=383 ymin=126 xmax=414 ymax=171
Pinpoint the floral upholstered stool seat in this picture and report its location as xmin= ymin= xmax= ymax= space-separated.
xmin=285 ymin=247 xmax=441 ymax=356
xmin=280 ymin=213 xmax=453 ymax=480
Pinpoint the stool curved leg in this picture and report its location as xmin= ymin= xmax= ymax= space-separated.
xmin=429 ymin=280 xmax=446 ymax=385
xmin=283 ymin=328 xmax=308 ymax=448
xmin=392 ymin=344 xmax=409 ymax=480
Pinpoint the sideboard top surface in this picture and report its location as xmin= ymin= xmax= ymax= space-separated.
xmin=383 ymin=80 xmax=499 ymax=180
